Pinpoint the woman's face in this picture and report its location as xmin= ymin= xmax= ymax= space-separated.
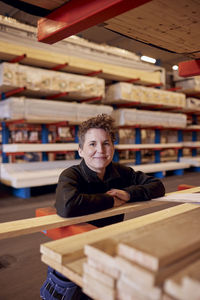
xmin=78 ymin=128 xmax=114 ymax=175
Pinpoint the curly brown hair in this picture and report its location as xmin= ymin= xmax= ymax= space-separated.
xmin=78 ymin=114 xmax=117 ymax=149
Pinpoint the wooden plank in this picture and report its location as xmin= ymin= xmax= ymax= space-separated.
xmin=116 ymin=250 xmax=200 ymax=287
xmin=117 ymin=208 xmax=200 ymax=271
xmin=41 ymin=254 xmax=84 ymax=287
xmin=40 ymin=204 xmax=198 ymax=264
xmin=117 ymin=274 xmax=161 ymax=300
xmin=0 ymin=200 xmax=169 ymax=240
xmin=164 ymin=259 xmax=200 ymax=300
xmin=83 ymin=273 xmax=115 ymax=300
xmin=83 ymin=262 xmax=115 ymax=289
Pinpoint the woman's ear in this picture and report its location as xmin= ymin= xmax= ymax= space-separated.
xmin=78 ymin=146 xmax=83 ymax=158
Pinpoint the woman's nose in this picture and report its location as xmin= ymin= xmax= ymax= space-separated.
xmin=97 ymin=144 xmax=104 ymax=152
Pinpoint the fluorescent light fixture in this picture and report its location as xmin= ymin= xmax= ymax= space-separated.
xmin=172 ymin=65 xmax=179 ymax=70
xmin=141 ymin=55 xmax=156 ymax=64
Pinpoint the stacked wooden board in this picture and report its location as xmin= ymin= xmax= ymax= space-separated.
xmin=0 ymin=97 xmax=113 ymax=123
xmin=83 ymin=207 xmax=200 ymax=300
xmin=0 ymin=62 xmax=105 ymax=100
xmin=112 ymin=109 xmax=187 ymax=128
xmin=0 ymin=161 xmax=190 ymax=188
xmin=104 ymin=82 xmax=186 ymax=108
xmin=0 ymin=17 xmax=162 ymax=85
xmin=40 ymin=203 xmax=200 ymax=300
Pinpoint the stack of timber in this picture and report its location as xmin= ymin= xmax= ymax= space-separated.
xmin=39 ymin=203 xmax=200 ymax=300
xmin=83 ymin=206 xmax=200 ymax=300
xmin=0 ymin=62 xmax=105 ymax=100
xmin=0 ymin=160 xmax=191 ymax=189
xmin=175 ymin=77 xmax=200 ymax=96
xmin=0 ymin=16 xmax=163 ymax=85
xmin=112 ymin=108 xmax=187 ymax=128
xmin=180 ymin=156 xmax=200 ymax=167
xmin=0 ymin=160 xmax=81 ymax=188
xmin=164 ymin=259 xmax=200 ymax=299
xmin=185 ymin=98 xmax=200 ymax=112
xmin=0 ymin=97 xmax=113 ymax=123
xmin=104 ymin=82 xmax=186 ymax=108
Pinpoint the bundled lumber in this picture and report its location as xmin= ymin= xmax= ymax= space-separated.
xmin=104 ymin=82 xmax=186 ymax=108
xmin=112 ymin=108 xmax=187 ymax=128
xmin=175 ymin=77 xmax=200 ymax=95
xmin=180 ymin=156 xmax=200 ymax=167
xmin=0 ymin=97 xmax=113 ymax=123
xmin=164 ymin=259 xmax=200 ymax=300
xmin=0 ymin=160 xmax=81 ymax=188
xmin=0 ymin=62 xmax=105 ymax=100
xmin=82 ymin=207 xmax=200 ymax=300
xmin=185 ymin=97 xmax=200 ymax=111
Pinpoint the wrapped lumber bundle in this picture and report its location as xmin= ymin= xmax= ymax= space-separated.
xmin=0 ymin=97 xmax=24 ymax=120
xmin=0 ymin=160 xmax=81 ymax=188
xmin=186 ymin=97 xmax=200 ymax=111
xmin=77 ymin=103 xmax=113 ymax=123
xmin=83 ymin=207 xmax=200 ymax=300
xmin=0 ymin=97 xmax=113 ymax=123
xmin=104 ymin=82 xmax=186 ymax=108
xmin=112 ymin=108 xmax=187 ymax=128
xmin=0 ymin=62 xmax=105 ymax=100
xmin=175 ymin=76 xmax=200 ymax=94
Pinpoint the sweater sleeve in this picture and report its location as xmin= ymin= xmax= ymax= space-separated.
xmin=55 ymin=168 xmax=114 ymax=218
xmin=123 ymin=169 xmax=165 ymax=202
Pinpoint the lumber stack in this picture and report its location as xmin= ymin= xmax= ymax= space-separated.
xmin=39 ymin=203 xmax=200 ymax=300
xmin=104 ymin=82 xmax=186 ymax=108
xmin=0 ymin=97 xmax=113 ymax=123
xmin=164 ymin=259 xmax=200 ymax=300
xmin=175 ymin=77 xmax=200 ymax=95
xmin=0 ymin=62 xmax=105 ymax=100
xmin=82 ymin=207 xmax=200 ymax=300
xmin=112 ymin=108 xmax=187 ymax=128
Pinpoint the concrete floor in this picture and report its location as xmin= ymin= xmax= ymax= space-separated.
xmin=0 ymin=170 xmax=199 ymax=300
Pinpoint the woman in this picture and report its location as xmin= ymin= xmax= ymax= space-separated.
xmin=41 ymin=114 xmax=165 ymax=299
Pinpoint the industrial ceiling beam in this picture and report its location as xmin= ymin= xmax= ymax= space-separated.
xmin=179 ymin=59 xmax=200 ymax=77
xmin=37 ymin=0 xmax=152 ymax=44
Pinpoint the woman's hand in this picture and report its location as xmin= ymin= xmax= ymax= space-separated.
xmin=106 ymin=189 xmax=130 ymax=207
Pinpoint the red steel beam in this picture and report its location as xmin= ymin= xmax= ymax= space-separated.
xmin=179 ymin=59 xmax=200 ymax=77
xmin=38 ymin=0 xmax=152 ymax=44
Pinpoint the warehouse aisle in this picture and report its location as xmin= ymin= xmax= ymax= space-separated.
xmin=0 ymin=171 xmax=199 ymax=300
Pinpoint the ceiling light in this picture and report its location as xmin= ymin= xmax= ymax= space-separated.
xmin=141 ymin=55 xmax=156 ymax=64
xmin=172 ymin=65 xmax=179 ymax=70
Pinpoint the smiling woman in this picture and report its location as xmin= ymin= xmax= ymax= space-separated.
xmin=41 ymin=113 xmax=165 ymax=300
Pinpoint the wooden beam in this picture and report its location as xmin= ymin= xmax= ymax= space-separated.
xmin=0 ymin=200 xmax=169 ymax=240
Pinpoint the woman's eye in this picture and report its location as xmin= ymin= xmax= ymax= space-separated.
xmin=89 ymin=143 xmax=95 ymax=146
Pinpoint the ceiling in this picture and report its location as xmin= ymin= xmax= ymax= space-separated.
xmin=0 ymin=0 xmax=192 ymax=72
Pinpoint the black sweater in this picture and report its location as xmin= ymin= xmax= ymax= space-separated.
xmin=55 ymin=160 xmax=165 ymax=227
